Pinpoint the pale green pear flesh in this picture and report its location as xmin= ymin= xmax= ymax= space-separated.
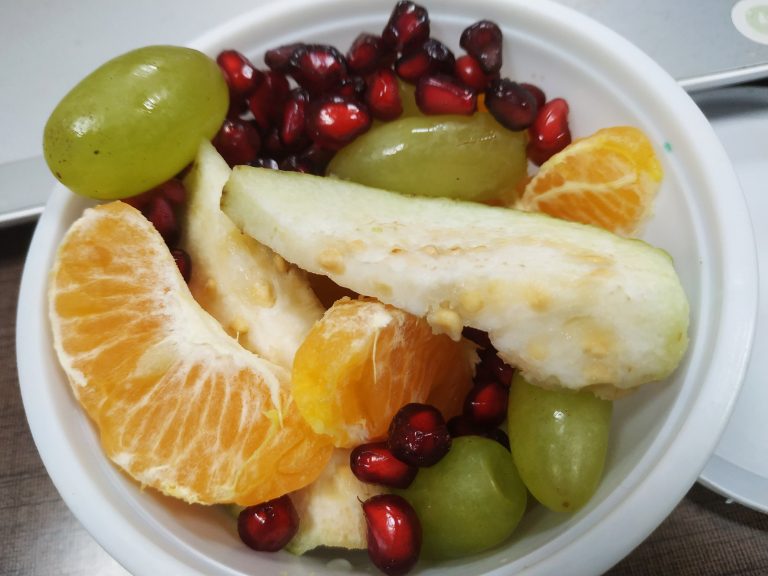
xmin=221 ymin=166 xmax=690 ymax=394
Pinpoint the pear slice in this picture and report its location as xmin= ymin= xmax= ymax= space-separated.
xmin=287 ymin=448 xmax=385 ymax=555
xmin=179 ymin=142 xmax=323 ymax=369
xmin=222 ymin=167 xmax=689 ymax=395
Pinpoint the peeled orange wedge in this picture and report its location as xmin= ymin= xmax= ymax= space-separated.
xmin=292 ymin=297 xmax=476 ymax=448
xmin=48 ymin=201 xmax=333 ymax=505
xmin=518 ymin=126 xmax=663 ymax=236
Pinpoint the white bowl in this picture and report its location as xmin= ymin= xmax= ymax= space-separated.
xmin=17 ymin=0 xmax=758 ymax=574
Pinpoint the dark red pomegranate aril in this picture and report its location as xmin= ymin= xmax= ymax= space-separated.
xmin=171 ymin=248 xmax=192 ymax=283
xmin=486 ymin=427 xmax=511 ymax=451
xmin=298 ymin=145 xmax=337 ymax=175
xmin=237 ymin=495 xmax=299 ymax=552
xmin=153 ymin=178 xmax=186 ymax=206
xmin=363 ymin=494 xmax=421 ymax=576
xmin=415 ymin=75 xmax=476 ymax=116
xmin=336 ymin=75 xmax=367 ymax=101
xmin=249 ymin=157 xmax=280 ymax=170
xmin=264 ymin=42 xmax=305 ymax=73
xmin=366 ymin=68 xmax=403 ymax=121
xmin=396 ymin=38 xmax=455 ymax=83
xmin=289 ymin=44 xmax=348 ymax=95
xmin=460 ymin=20 xmax=503 ymax=75
xmin=388 ymin=403 xmax=451 ymax=467
xmin=382 ymin=0 xmax=430 ymax=51
xmin=216 ymin=50 xmax=264 ymax=96
xmin=262 ymin=128 xmax=288 ymax=159
xmin=213 ymin=119 xmax=261 ymax=167
xmin=279 ymin=154 xmax=314 ymax=174
xmin=463 ymin=379 xmax=510 ymax=429
xmin=248 ymin=70 xmax=291 ymax=133
xmin=461 ymin=326 xmax=493 ymax=350
xmin=395 ymin=50 xmax=431 ymax=83
xmin=306 ymin=95 xmax=372 ymax=150
xmin=347 ymin=33 xmax=386 ymax=75
xmin=144 ymin=195 xmax=178 ymax=245
xmin=520 ymin=82 xmax=546 ymax=110
xmin=447 ymin=416 xmax=511 ymax=450
xmin=484 ymin=77 xmax=538 ymax=131
xmin=528 ymin=97 xmax=572 ymax=166
xmin=280 ymin=88 xmax=310 ymax=149
xmin=454 ymin=54 xmax=488 ymax=91
xmin=475 ymin=347 xmax=514 ymax=387
xmin=351 ymin=441 xmax=417 ymax=489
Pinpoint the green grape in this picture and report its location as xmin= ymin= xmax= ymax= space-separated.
xmin=43 ymin=45 xmax=228 ymax=200
xmin=326 ymin=112 xmax=528 ymax=202
xmin=507 ymin=373 xmax=612 ymax=513
xmin=397 ymin=436 xmax=527 ymax=560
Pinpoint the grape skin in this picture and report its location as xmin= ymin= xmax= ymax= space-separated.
xmin=507 ymin=373 xmax=612 ymax=513
xmin=327 ymin=112 xmax=528 ymax=203
xmin=44 ymin=45 xmax=228 ymax=200
xmin=397 ymin=436 xmax=527 ymax=559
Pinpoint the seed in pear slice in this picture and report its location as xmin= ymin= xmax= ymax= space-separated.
xmin=221 ymin=167 xmax=689 ymax=395
xmin=179 ymin=141 xmax=324 ymax=368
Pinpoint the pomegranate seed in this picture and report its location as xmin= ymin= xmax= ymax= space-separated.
xmin=279 ymin=154 xmax=314 ymax=173
xmin=171 ymin=248 xmax=191 ymax=283
xmin=264 ymin=43 xmax=305 ymax=73
xmin=216 ymin=50 xmax=264 ymax=97
xmin=347 ymin=33 xmax=386 ymax=75
xmin=446 ymin=414 xmax=477 ymax=438
xmin=298 ymin=145 xmax=336 ymax=175
xmin=475 ymin=347 xmax=514 ymax=387
xmin=463 ymin=379 xmax=510 ymax=429
xmin=388 ymin=403 xmax=451 ymax=467
xmin=262 ymin=127 xmax=288 ymax=159
xmin=415 ymin=74 xmax=476 ymax=116
xmin=153 ymin=179 xmax=186 ymax=206
xmin=307 ymin=95 xmax=371 ymax=150
xmin=247 ymin=70 xmax=291 ymax=133
xmin=394 ymin=50 xmax=431 ymax=84
xmin=461 ymin=326 xmax=493 ymax=350
xmin=280 ymin=88 xmax=310 ymax=149
xmin=395 ymin=38 xmax=455 ymax=83
xmin=382 ymin=1 xmax=430 ymax=51
xmin=144 ymin=195 xmax=178 ymax=245
xmin=336 ymin=75 xmax=367 ymax=101
xmin=237 ymin=495 xmax=299 ymax=552
xmin=446 ymin=416 xmax=511 ymax=450
xmin=460 ymin=20 xmax=503 ymax=75
xmin=486 ymin=427 xmax=511 ymax=451
xmin=213 ymin=118 xmax=261 ymax=166
xmin=484 ymin=77 xmax=538 ymax=131
xmin=366 ymin=68 xmax=403 ymax=121
xmin=289 ymin=44 xmax=348 ymax=95
xmin=249 ymin=157 xmax=280 ymax=170
xmin=520 ymin=82 xmax=546 ymax=110
xmin=454 ymin=54 xmax=488 ymax=91
xmin=350 ymin=441 xmax=418 ymax=489
xmin=362 ymin=494 xmax=421 ymax=576
xmin=528 ymin=97 xmax=572 ymax=165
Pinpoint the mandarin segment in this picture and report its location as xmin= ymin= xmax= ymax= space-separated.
xmin=48 ymin=201 xmax=332 ymax=506
xmin=518 ymin=126 xmax=663 ymax=236
xmin=291 ymin=297 xmax=476 ymax=448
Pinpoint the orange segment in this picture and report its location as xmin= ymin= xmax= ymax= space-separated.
xmin=518 ymin=126 xmax=663 ymax=236
xmin=48 ymin=201 xmax=333 ymax=506
xmin=292 ymin=297 xmax=476 ymax=448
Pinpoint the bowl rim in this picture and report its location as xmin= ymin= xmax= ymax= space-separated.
xmin=16 ymin=0 xmax=758 ymax=574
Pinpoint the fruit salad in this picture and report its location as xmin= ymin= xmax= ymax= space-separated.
xmin=43 ymin=2 xmax=689 ymax=574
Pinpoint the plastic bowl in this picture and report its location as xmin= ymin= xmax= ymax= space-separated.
xmin=16 ymin=0 xmax=758 ymax=574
